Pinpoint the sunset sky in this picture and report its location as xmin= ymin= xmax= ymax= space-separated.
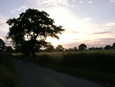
xmin=0 ymin=0 xmax=115 ymax=49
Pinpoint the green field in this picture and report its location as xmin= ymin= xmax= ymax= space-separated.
xmin=12 ymin=49 xmax=115 ymax=86
xmin=13 ymin=49 xmax=115 ymax=57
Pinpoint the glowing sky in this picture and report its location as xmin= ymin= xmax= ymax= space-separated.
xmin=0 ymin=0 xmax=115 ymax=48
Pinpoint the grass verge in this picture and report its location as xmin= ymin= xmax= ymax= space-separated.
xmin=13 ymin=52 xmax=115 ymax=86
xmin=0 ymin=53 xmax=18 ymax=87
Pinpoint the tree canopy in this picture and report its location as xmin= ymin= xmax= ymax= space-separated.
xmin=112 ymin=43 xmax=115 ymax=49
xmin=56 ymin=45 xmax=64 ymax=51
xmin=6 ymin=8 xmax=64 ymax=56
xmin=0 ymin=38 xmax=6 ymax=52
xmin=6 ymin=46 xmax=13 ymax=52
xmin=104 ymin=45 xmax=111 ymax=50
xmin=78 ymin=44 xmax=87 ymax=51
xmin=45 ymin=43 xmax=54 ymax=52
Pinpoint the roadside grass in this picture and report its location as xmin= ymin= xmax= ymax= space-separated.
xmin=37 ymin=63 xmax=115 ymax=85
xmin=13 ymin=50 xmax=115 ymax=85
xmin=0 ymin=53 xmax=18 ymax=87
xmin=12 ymin=49 xmax=115 ymax=57
xmin=12 ymin=50 xmax=115 ymax=85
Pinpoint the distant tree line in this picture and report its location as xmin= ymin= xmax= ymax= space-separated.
xmin=88 ymin=47 xmax=103 ymax=50
xmin=44 ymin=43 xmax=87 ymax=52
xmin=1 ymin=36 xmax=115 ymax=53
xmin=0 ymin=38 xmax=13 ymax=53
xmin=43 ymin=44 xmax=64 ymax=52
xmin=89 ymin=43 xmax=115 ymax=50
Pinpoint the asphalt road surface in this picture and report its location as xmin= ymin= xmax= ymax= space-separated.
xmin=13 ymin=59 xmax=104 ymax=87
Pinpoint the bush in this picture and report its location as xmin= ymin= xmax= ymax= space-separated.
xmin=0 ymin=54 xmax=17 ymax=87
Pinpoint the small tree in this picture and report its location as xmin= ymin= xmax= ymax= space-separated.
xmin=112 ymin=43 xmax=115 ymax=49
xmin=73 ymin=47 xmax=77 ymax=51
xmin=104 ymin=45 xmax=111 ymax=50
xmin=56 ymin=45 xmax=64 ymax=51
xmin=79 ymin=44 xmax=87 ymax=51
xmin=0 ymin=38 xmax=6 ymax=52
xmin=45 ymin=43 xmax=54 ymax=52
xmin=6 ymin=8 xmax=64 ymax=56
xmin=6 ymin=46 xmax=13 ymax=52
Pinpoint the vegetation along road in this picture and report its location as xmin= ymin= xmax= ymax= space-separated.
xmin=13 ymin=59 xmax=104 ymax=87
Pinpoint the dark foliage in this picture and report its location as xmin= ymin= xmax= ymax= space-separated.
xmin=35 ymin=53 xmax=115 ymax=73
xmin=112 ymin=43 xmax=115 ymax=49
xmin=104 ymin=45 xmax=111 ymax=50
xmin=6 ymin=46 xmax=13 ymax=52
xmin=0 ymin=38 xmax=6 ymax=52
xmin=55 ymin=45 xmax=64 ymax=51
xmin=78 ymin=44 xmax=87 ymax=51
xmin=45 ymin=43 xmax=54 ymax=52
xmin=6 ymin=8 xmax=64 ymax=56
xmin=62 ymin=53 xmax=115 ymax=73
xmin=89 ymin=47 xmax=103 ymax=50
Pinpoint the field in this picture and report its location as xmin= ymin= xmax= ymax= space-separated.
xmin=1 ymin=50 xmax=115 ymax=86
xmin=12 ymin=49 xmax=115 ymax=86
xmin=13 ymin=49 xmax=115 ymax=57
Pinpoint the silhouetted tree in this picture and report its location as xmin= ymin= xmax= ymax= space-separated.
xmin=0 ymin=38 xmax=6 ymax=52
xmin=14 ymin=44 xmax=22 ymax=52
xmin=73 ymin=47 xmax=77 ymax=51
xmin=68 ymin=48 xmax=74 ymax=51
xmin=56 ymin=45 xmax=64 ymax=51
xmin=6 ymin=46 xmax=13 ymax=52
xmin=88 ymin=47 xmax=103 ymax=50
xmin=112 ymin=42 xmax=115 ymax=49
xmin=45 ymin=43 xmax=54 ymax=52
xmin=79 ymin=44 xmax=87 ymax=51
xmin=104 ymin=45 xmax=111 ymax=50
xmin=6 ymin=8 xmax=64 ymax=56
xmin=66 ymin=47 xmax=78 ymax=51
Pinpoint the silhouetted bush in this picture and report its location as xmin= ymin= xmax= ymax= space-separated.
xmin=0 ymin=54 xmax=17 ymax=87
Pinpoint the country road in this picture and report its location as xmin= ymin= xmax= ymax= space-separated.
xmin=13 ymin=59 xmax=104 ymax=87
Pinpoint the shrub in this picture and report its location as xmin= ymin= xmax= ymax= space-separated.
xmin=0 ymin=54 xmax=17 ymax=87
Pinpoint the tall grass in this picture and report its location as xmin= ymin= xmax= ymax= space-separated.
xmin=0 ymin=53 xmax=18 ymax=87
xmin=62 ymin=52 xmax=115 ymax=73
xmin=35 ymin=52 xmax=115 ymax=85
xmin=13 ymin=51 xmax=115 ymax=85
xmin=26 ymin=52 xmax=115 ymax=74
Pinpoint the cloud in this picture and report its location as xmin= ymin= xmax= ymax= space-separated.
xmin=36 ymin=0 xmax=70 ymax=7
xmin=98 ymin=38 xmax=115 ymax=41
xmin=0 ymin=23 xmax=4 ymax=25
xmin=106 ymin=22 xmax=115 ymax=26
xmin=71 ymin=5 xmax=75 ymax=7
xmin=88 ymin=1 xmax=93 ymax=3
xmin=0 ymin=14 xmax=9 ymax=32
xmin=0 ymin=36 xmax=5 ymax=40
xmin=80 ymin=1 xmax=82 ymax=3
xmin=93 ymin=38 xmax=115 ymax=45
xmin=88 ymin=38 xmax=115 ymax=47
xmin=73 ymin=0 xmax=75 ymax=2
xmin=11 ymin=6 xmax=27 ymax=14
xmin=110 ymin=0 xmax=115 ymax=2
xmin=62 ymin=37 xmax=115 ymax=49
xmin=84 ymin=17 xmax=93 ymax=22
xmin=91 ymin=31 xmax=112 ymax=34
xmin=65 ymin=31 xmax=79 ymax=33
